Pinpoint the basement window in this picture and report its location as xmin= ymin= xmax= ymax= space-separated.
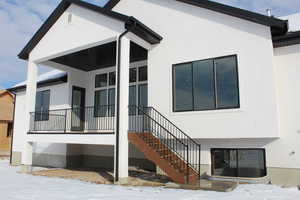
xmin=211 ymin=149 xmax=267 ymax=178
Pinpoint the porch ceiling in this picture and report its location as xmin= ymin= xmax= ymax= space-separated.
xmin=51 ymin=41 xmax=147 ymax=71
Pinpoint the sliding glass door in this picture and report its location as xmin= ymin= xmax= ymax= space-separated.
xmin=211 ymin=149 xmax=266 ymax=178
xmin=211 ymin=149 xmax=238 ymax=177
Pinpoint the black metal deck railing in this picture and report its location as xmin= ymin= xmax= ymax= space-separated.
xmin=129 ymin=105 xmax=201 ymax=182
xmin=29 ymin=105 xmax=115 ymax=133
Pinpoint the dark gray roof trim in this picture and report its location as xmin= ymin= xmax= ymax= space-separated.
xmin=105 ymin=0 xmax=288 ymax=36
xmin=104 ymin=0 xmax=121 ymax=10
xmin=8 ymin=75 xmax=68 ymax=93
xmin=18 ymin=0 xmax=162 ymax=60
xmin=273 ymin=31 xmax=300 ymax=48
xmin=126 ymin=17 xmax=163 ymax=44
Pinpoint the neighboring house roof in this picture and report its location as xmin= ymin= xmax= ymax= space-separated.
xmin=18 ymin=0 xmax=162 ymax=60
xmin=273 ymin=31 xmax=300 ymax=48
xmin=8 ymin=70 xmax=68 ymax=93
xmin=104 ymin=0 xmax=288 ymax=36
xmin=0 ymin=90 xmax=15 ymax=122
xmin=0 ymin=90 xmax=14 ymax=99
xmin=281 ymin=13 xmax=300 ymax=32
xmin=273 ymin=13 xmax=300 ymax=48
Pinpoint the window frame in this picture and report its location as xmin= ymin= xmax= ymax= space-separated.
xmin=211 ymin=148 xmax=267 ymax=178
xmin=172 ymin=55 xmax=240 ymax=113
xmin=93 ymin=64 xmax=148 ymax=117
xmin=35 ymin=89 xmax=50 ymax=121
xmin=95 ymin=73 xmax=108 ymax=88
xmin=94 ymin=70 xmax=116 ymax=118
xmin=129 ymin=65 xmax=148 ymax=116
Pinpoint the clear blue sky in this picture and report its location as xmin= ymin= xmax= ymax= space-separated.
xmin=1 ymin=0 xmax=300 ymax=89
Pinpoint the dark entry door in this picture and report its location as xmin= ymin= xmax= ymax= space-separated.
xmin=71 ymin=86 xmax=86 ymax=131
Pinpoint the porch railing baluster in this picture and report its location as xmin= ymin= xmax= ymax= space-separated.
xmin=29 ymin=105 xmax=115 ymax=134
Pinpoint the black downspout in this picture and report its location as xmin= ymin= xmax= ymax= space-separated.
xmin=115 ymin=30 xmax=129 ymax=182
xmin=9 ymin=92 xmax=16 ymax=165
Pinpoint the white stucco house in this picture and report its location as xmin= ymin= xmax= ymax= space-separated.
xmin=8 ymin=0 xmax=300 ymax=186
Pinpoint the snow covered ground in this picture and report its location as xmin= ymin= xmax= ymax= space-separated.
xmin=0 ymin=160 xmax=299 ymax=200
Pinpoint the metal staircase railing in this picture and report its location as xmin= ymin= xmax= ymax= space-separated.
xmin=129 ymin=105 xmax=201 ymax=183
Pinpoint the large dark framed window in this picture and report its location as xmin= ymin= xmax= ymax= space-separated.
xmin=173 ymin=55 xmax=240 ymax=112
xmin=35 ymin=90 xmax=50 ymax=121
xmin=211 ymin=148 xmax=267 ymax=178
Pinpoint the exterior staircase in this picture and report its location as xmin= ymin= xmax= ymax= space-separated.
xmin=128 ymin=106 xmax=201 ymax=184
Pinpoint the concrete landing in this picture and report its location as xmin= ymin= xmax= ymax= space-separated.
xmin=27 ymin=167 xmax=237 ymax=192
xmin=166 ymin=180 xmax=238 ymax=192
xmin=29 ymin=167 xmax=171 ymax=187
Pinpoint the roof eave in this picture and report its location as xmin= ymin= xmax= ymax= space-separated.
xmin=18 ymin=0 xmax=162 ymax=61
xmin=17 ymin=0 xmax=130 ymax=61
xmin=8 ymin=75 xmax=68 ymax=93
xmin=104 ymin=0 xmax=288 ymax=36
xmin=0 ymin=90 xmax=15 ymax=98
xmin=18 ymin=0 xmax=72 ymax=60
xmin=125 ymin=17 xmax=163 ymax=45
xmin=273 ymin=31 xmax=300 ymax=48
xmin=104 ymin=0 xmax=121 ymax=10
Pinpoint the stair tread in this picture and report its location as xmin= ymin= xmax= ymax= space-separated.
xmin=128 ymin=132 xmax=200 ymax=184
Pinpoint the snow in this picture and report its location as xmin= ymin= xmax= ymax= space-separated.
xmin=0 ymin=160 xmax=299 ymax=200
xmin=281 ymin=12 xmax=300 ymax=32
xmin=13 ymin=70 xmax=67 ymax=87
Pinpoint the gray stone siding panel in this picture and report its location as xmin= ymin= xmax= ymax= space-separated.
xmin=267 ymin=167 xmax=300 ymax=187
xmin=11 ymin=151 xmax=21 ymax=166
xmin=33 ymin=153 xmax=66 ymax=168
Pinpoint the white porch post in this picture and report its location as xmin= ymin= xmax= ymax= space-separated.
xmin=21 ymin=60 xmax=38 ymax=172
xmin=115 ymin=36 xmax=130 ymax=182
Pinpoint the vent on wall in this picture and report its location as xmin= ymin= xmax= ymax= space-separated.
xmin=67 ymin=13 xmax=73 ymax=24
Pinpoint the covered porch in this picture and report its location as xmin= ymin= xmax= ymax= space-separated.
xmin=18 ymin=0 xmax=162 ymax=183
xmin=28 ymin=41 xmax=149 ymax=135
